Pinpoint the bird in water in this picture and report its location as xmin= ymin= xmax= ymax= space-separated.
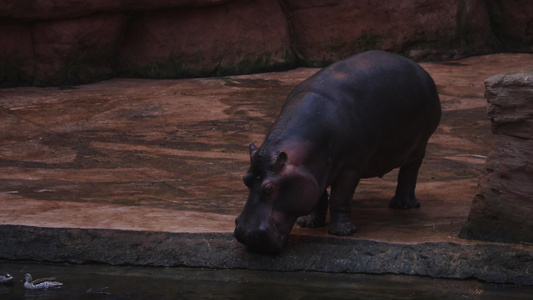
xmin=0 ymin=273 xmax=14 ymax=285
xmin=23 ymin=273 xmax=63 ymax=289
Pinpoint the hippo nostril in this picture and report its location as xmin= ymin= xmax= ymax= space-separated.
xmin=258 ymin=223 xmax=268 ymax=232
xmin=234 ymin=227 xmax=246 ymax=244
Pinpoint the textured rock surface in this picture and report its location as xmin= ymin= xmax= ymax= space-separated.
xmin=0 ymin=0 xmax=230 ymax=20
xmin=460 ymin=71 xmax=533 ymax=243
xmin=116 ymin=0 xmax=294 ymax=78
xmin=286 ymin=0 xmax=496 ymax=64
xmin=485 ymin=0 xmax=533 ymax=53
xmin=0 ymin=0 xmax=531 ymax=86
xmin=32 ymin=13 xmax=127 ymax=86
xmin=1 ymin=225 xmax=532 ymax=285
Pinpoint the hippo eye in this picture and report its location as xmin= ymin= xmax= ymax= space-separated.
xmin=262 ymin=184 xmax=274 ymax=195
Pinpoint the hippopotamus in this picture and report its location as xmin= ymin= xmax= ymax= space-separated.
xmin=234 ymin=50 xmax=441 ymax=253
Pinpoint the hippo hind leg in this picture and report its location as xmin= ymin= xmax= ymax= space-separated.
xmin=389 ymin=159 xmax=423 ymax=209
xmin=297 ymin=189 xmax=328 ymax=228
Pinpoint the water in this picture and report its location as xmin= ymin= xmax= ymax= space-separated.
xmin=0 ymin=261 xmax=531 ymax=299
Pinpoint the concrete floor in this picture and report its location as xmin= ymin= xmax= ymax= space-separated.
xmin=1 ymin=53 xmax=532 ymax=284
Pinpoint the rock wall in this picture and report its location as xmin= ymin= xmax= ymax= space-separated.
xmin=285 ymin=0 xmax=496 ymax=64
xmin=0 ymin=0 xmax=531 ymax=87
xmin=460 ymin=70 xmax=533 ymax=244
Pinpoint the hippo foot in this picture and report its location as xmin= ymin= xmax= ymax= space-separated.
xmin=389 ymin=196 xmax=421 ymax=209
xmin=297 ymin=215 xmax=326 ymax=228
xmin=328 ymin=221 xmax=357 ymax=236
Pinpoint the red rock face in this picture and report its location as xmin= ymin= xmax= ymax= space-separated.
xmin=485 ymin=0 xmax=533 ymax=52
xmin=0 ymin=0 xmax=531 ymax=86
xmin=0 ymin=0 xmax=230 ymax=19
xmin=0 ymin=22 xmax=34 ymax=85
xmin=285 ymin=0 xmax=494 ymax=63
xmin=460 ymin=71 xmax=533 ymax=244
xmin=116 ymin=0 xmax=294 ymax=78
xmin=32 ymin=14 xmax=127 ymax=85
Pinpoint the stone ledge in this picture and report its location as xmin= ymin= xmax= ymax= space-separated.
xmin=1 ymin=225 xmax=531 ymax=286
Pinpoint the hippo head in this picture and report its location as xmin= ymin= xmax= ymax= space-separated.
xmin=234 ymin=142 xmax=320 ymax=253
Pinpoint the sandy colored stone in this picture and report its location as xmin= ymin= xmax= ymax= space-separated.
xmin=460 ymin=70 xmax=533 ymax=243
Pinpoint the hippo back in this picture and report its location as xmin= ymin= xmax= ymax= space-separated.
xmin=277 ymin=50 xmax=441 ymax=177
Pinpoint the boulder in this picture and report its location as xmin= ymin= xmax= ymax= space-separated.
xmin=32 ymin=13 xmax=127 ymax=86
xmin=460 ymin=71 xmax=533 ymax=244
xmin=485 ymin=0 xmax=533 ymax=53
xmin=116 ymin=0 xmax=295 ymax=78
xmin=0 ymin=22 xmax=34 ymax=86
xmin=284 ymin=0 xmax=497 ymax=64
xmin=0 ymin=0 xmax=230 ymax=20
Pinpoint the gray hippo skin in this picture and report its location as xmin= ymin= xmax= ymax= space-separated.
xmin=234 ymin=50 xmax=441 ymax=253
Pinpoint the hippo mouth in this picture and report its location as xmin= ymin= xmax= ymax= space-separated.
xmin=234 ymin=216 xmax=291 ymax=254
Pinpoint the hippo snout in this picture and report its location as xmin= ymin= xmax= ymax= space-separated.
xmin=234 ymin=217 xmax=286 ymax=254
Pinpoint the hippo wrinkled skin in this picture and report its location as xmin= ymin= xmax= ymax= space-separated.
xmin=234 ymin=50 xmax=441 ymax=253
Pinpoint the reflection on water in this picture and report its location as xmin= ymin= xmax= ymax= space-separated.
xmin=0 ymin=261 xmax=531 ymax=300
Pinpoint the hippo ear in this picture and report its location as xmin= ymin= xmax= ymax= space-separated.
xmin=249 ymin=143 xmax=258 ymax=161
xmin=274 ymin=151 xmax=287 ymax=172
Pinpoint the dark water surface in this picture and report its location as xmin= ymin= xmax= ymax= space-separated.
xmin=0 ymin=261 xmax=530 ymax=299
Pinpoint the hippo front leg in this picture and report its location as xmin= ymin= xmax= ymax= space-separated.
xmin=389 ymin=159 xmax=422 ymax=209
xmin=297 ymin=189 xmax=328 ymax=228
xmin=328 ymin=170 xmax=359 ymax=236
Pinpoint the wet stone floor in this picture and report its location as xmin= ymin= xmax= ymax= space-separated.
xmin=1 ymin=53 xmax=533 ymax=244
